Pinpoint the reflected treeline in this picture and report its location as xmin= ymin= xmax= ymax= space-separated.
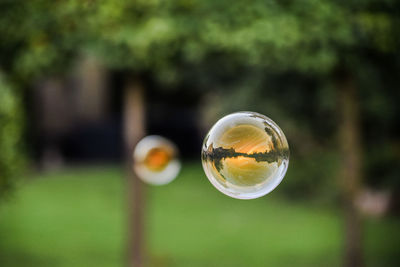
xmin=203 ymin=144 xmax=289 ymax=172
xmin=202 ymin=125 xmax=289 ymax=172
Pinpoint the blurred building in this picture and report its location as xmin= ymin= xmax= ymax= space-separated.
xmin=29 ymin=57 xmax=202 ymax=168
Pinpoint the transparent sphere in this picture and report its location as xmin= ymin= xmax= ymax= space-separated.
xmin=201 ymin=112 xmax=289 ymax=199
xmin=133 ymin=135 xmax=181 ymax=185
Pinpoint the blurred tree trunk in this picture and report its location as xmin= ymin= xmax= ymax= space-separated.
xmin=123 ymin=76 xmax=146 ymax=267
xmin=336 ymin=70 xmax=364 ymax=267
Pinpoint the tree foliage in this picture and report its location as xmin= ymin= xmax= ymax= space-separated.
xmin=0 ymin=74 xmax=24 ymax=197
xmin=2 ymin=0 xmax=399 ymax=76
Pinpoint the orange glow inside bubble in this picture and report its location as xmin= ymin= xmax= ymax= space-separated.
xmin=144 ymin=147 xmax=172 ymax=171
xmin=218 ymin=124 xmax=271 ymax=153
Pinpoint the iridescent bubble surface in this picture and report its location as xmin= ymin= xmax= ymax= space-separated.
xmin=133 ymin=135 xmax=181 ymax=185
xmin=201 ymin=112 xmax=289 ymax=199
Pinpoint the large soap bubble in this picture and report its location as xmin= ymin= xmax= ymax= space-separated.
xmin=133 ymin=135 xmax=181 ymax=185
xmin=201 ymin=112 xmax=289 ymax=199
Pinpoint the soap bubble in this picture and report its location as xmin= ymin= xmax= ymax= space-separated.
xmin=201 ymin=111 xmax=289 ymax=199
xmin=133 ymin=135 xmax=181 ymax=185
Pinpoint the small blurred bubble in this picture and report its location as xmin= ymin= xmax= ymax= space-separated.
xmin=133 ymin=135 xmax=181 ymax=185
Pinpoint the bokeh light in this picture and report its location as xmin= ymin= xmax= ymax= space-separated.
xmin=133 ymin=135 xmax=181 ymax=185
xmin=202 ymin=111 xmax=289 ymax=199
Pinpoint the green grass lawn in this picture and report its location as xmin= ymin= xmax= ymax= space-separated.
xmin=0 ymin=163 xmax=399 ymax=267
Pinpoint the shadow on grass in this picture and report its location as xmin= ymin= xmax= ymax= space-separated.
xmin=0 ymin=249 xmax=59 ymax=267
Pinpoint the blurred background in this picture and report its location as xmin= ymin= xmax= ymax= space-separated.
xmin=0 ymin=0 xmax=399 ymax=266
